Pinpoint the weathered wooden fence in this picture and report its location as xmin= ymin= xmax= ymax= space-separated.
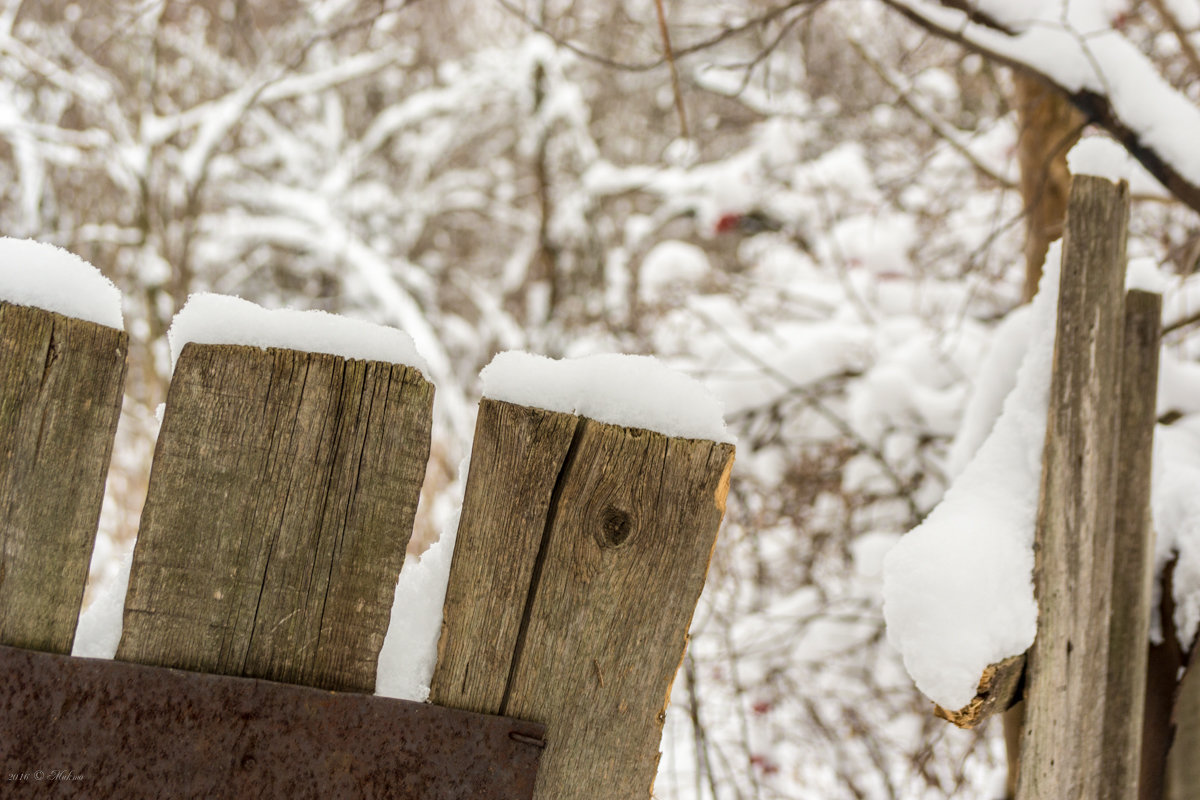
xmin=0 ymin=304 xmax=733 ymax=797
xmin=932 ymin=175 xmax=1199 ymax=800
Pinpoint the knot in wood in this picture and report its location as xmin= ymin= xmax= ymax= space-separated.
xmin=598 ymin=506 xmax=632 ymax=549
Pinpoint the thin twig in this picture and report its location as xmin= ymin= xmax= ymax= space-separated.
xmin=845 ymin=32 xmax=1014 ymax=188
xmin=653 ymin=0 xmax=689 ymax=139
xmin=492 ymin=0 xmax=824 ymax=73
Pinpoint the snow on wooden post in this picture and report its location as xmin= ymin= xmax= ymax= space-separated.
xmin=0 ymin=302 xmax=127 ymax=654
xmin=116 ymin=339 xmax=433 ymax=693
xmin=1101 ymin=289 xmax=1160 ymax=800
xmin=1016 ymin=175 xmax=1130 ymax=800
xmin=430 ymin=354 xmax=734 ymax=800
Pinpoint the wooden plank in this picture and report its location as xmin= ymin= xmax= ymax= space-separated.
xmin=117 ymin=342 xmax=433 ymax=693
xmin=0 ymin=302 xmax=127 ymax=654
xmin=431 ymin=398 xmax=580 ymax=714
xmin=1166 ymin=652 xmax=1200 ymax=800
xmin=431 ymin=401 xmax=734 ymax=800
xmin=1017 ymin=175 xmax=1129 ymax=800
xmin=1101 ymin=289 xmax=1161 ymax=800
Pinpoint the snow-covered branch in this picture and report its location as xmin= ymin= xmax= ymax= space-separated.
xmin=881 ymin=0 xmax=1200 ymax=214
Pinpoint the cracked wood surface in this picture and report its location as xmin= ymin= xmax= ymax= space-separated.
xmin=0 ymin=302 xmax=127 ymax=654
xmin=116 ymin=343 xmax=432 ymax=693
xmin=1018 ymin=176 xmax=1129 ymax=800
xmin=431 ymin=398 xmax=734 ymax=800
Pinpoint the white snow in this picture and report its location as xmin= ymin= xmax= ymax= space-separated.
xmin=480 ymin=351 xmax=734 ymax=443
xmin=1067 ymin=137 xmax=1170 ymax=199
xmin=1126 ymin=257 xmax=1171 ymax=294
xmin=639 ymin=240 xmax=710 ymax=303
xmin=946 ymin=306 xmax=1034 ymax=478
xmin=883 ymin=245 xmax=1061 ymax=710
xmin=375 ymin=513 xmax=459 ymax=701
xmin=0 ymin=237 xmax=124 ymax=329
xmin=71 ymin=542 xmax=133 ymax=659
xmin=1152 ymin=420 xmax=1200 ymax=649
xmin=167 ymin=292 xmax=430 ymax=375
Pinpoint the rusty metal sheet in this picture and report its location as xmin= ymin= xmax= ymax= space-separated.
xmin=0 ymin=645 xmax=544 ymax=798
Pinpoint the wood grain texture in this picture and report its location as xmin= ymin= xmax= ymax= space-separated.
xmin=1017 ymin=176 xmax=1129 ymax=800
xmin=1166 ymin=652 xmax=1200 ymax=800
xmin=1101 ymin=290 xmax=1160 ymax=800
xmin=430 ymin=398 xmax=580 ymax=714
xmin=117 ymin=343 xmax=432 ymax=693
xmin=431 ymin=400 xmax=734 ymax=800
xmin=0 ymin=302 xmax=127 ymax=654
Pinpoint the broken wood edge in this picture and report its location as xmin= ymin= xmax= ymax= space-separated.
xmin=933 ymin=654 xmax=1026 ymax=729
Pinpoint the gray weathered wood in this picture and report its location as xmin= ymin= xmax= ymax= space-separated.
xmin=0 ymin=302 xmax=127 ymax=654
xmin=117 ymin=343 xmax=432 ymax=693
xmin=1101 ymin=289 xmax=1161 ymax=800
xmin=1166 ymin=653 xmax=1200 ymax=800
xmin=431 ymin=399 xmax=734 ymax=800
xmin=1017 ymin=175 xmax=1129 ymax=800
xmin=430 ymin=398 xmax=580 ymax=713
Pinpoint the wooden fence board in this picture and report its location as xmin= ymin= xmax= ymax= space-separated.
xmin=1018 ymin=175 xmax=1129 ymax=800
xmin=117 ymin=343 xmax=432 ymax=693
xmin=431 ymin=398 xmax=580 ymax=714
xmin=0 ymin=302 xmax=127 ymax=654
xmin=432 ymin=401 xmax=734 ymax=800
xmin=1102 ymin=289 xmax=1161 ymax=800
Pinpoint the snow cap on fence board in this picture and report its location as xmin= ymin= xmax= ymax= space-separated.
xmin=480 ymin=350 xmax=733 ymax=443
xmin=167 ymin=292 xmax=430 ymax=376
xmin=882 ymin=243 xmax=1061 ymax=711
xmin=0 ymin=237 xmax=123 ymax=330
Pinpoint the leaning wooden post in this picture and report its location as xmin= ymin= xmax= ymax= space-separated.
xmin=117 ymin=340 xmax=433 ymax=693
xmin=1101 ymin=289 xmax=1161 ymax=800
xmin=431 ymin=390 xmax=734 ymax=800
xmin=0 ymin=302 xmax=127 ymax=654
xmin=1017 ymin=176 xmax=1130 ymax=800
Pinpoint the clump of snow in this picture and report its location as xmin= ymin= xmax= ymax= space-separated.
xmin=1152 ymin=419 xmax=1200 ymax=649
xmin=71 ymin=542 xmax=134 ymax=659
xmin=883 ymin=244 xmax=1062 ymax=710
xmin=1067 ymin=137 xmax=1169 ymax=198
xmin=0 ymin=237 xmax=124 ymax=329
xmin=167 ymin=293 xmax=430 ymax=375
xmin=376 ymin=513 xmax=459 ymax=701
xmin=1126 ymin=257 xmax=1170 ymax=294
xmin=946 ymin=305 xmax=1034 ymax=478
xmin=480 ymin=351 xmax=734 ymax=443
xmin=639 ymin=240 xmax=710 ymax=303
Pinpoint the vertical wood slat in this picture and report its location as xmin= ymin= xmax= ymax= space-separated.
xmin=1018 ymin=176 xmax=1130 ymax=800
xmin=432 ymin=397 xmax=735 ymax=800
xmin=1166 ymin=658 xmax=1200 ymax=800
xmin=1102 ymin=289 xmax=1161 ymax=800
xmin=0 ymin=302 xmax=127 ymax=654
xmin=116 ymin=342 xmax=433 ymax=693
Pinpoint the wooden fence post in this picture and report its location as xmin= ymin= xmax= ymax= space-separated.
xmin=0 ymin=303 xmax=127 ymax=654
xmin=1017 ymin=175 xmax=1130 ymax=800
xmin=1103 ymin=289 xmax=1161 ymax=800
xmin=116 ymin=343 xmax=433 ymax=693
xmin=431 ymin=397 xmax=734 ymax=800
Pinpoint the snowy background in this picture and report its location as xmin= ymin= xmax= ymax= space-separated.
xmin=4 ymin=0 xmax=1200 ymax=797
